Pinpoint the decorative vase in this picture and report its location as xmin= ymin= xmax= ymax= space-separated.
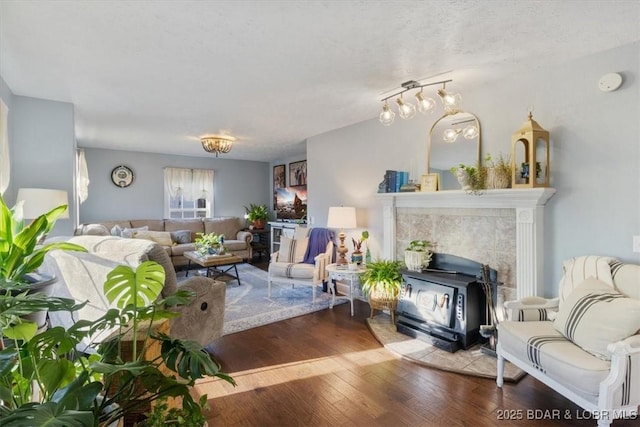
xmin=351 ymin=252 xmax=363 ymax=265
xmin=404 ymin=250 xmax=432 ymax=272
xmin=486 ymin=167 xmax=511 ymax=189
xmin=455 ymin=168 xmax=471 ymax=191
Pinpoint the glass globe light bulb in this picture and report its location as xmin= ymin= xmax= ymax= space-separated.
xmin=415 ymin=91 xmax=436 ymax=114
xmin=443 ymin=128 xmax=461 ymax=143
xmin=379 ymin=102 xmax=395 ymax=126
xmin=396 ymin=96 xmax=416 ymax=120
xmin=462 ymin=125 xmax=479 ymax=139
xmin=438 ymin=89 xmax=462 ymax=112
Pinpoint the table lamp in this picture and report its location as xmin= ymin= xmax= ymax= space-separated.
xmin=16 ymin=188 xmax=69 ymax=241
xmin=327 ymin=206 xmax=357 ymax=266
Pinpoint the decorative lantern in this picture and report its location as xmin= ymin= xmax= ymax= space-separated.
xmin=511 ymin=112 xmax=550 ymax=188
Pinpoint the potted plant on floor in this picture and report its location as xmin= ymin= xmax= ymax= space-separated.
xmin=359 ymin=259 xmax=403 ymax=323
xmin=404 ymin=239 xmax=433 ymax=272
xmin=0 ymin=194 xmax=87 ymax=332
xmin=244 ymin=203 xmax=269 ymax=229
xmin=0 ymin=259 xmax=236 ymax=426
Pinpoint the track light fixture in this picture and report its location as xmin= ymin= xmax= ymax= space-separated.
xmin=379 ymin=79 xmax=460 ymax=126
xmin=443 ymin=118 xmax=479 ymax=143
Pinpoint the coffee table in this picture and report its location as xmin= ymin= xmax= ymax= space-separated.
xmin=184 ymin=251 xmax=243 ymax=286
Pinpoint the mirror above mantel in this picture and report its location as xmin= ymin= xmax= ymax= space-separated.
xmin=427 ymin=111 xmax=480 ymax=190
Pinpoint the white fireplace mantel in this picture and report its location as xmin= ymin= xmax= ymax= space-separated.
xmin=378 ymin=188 xmax=556 ymax=298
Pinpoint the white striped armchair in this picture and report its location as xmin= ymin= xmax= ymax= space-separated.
xmin=497 ymin=256 xmax=640 ymax=426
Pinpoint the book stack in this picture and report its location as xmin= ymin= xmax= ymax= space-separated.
xmin=383 ymin=170 xmax=410 ymax=193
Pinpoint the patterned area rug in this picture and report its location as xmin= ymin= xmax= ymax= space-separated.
xmin=367 ymin=314 xmax=526 ymax=382
xmin=182 ymin=263 xmax=345 ymax=335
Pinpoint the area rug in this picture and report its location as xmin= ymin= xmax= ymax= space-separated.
xmin=367 ymin=314 xmax=526 ymax=382
xmin=184 ymin=263 xmax=345 ymax=335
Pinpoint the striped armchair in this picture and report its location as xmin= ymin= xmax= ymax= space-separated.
xmin=497 ymin=256 xmax=640 ymax=426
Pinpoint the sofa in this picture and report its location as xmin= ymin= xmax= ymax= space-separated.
xmin=41 ymin=235 xmax=227 ymax=347
xmin=497 ymin=256 xmax=640 ymax=426
xmin=75 ymin=217 xmax=253 ymax=268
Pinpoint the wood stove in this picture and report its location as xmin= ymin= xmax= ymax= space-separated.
xmin=396 ymin=253 xmax=498 ymax=353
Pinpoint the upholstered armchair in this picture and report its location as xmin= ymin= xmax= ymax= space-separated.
xmin=42 ymin=235 xmax=226 ymax=348
xmin=497 ymin=256 xmax=640 ymax=426
xmin=267 ymin=228 xmax=334 ymax=304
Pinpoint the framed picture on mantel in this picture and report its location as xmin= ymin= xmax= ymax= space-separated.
xmin=421 ymin=173 xmax=439 ymax=192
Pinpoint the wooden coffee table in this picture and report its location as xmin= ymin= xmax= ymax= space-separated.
xmin=184 ymin=251 xmax=243 ymax=285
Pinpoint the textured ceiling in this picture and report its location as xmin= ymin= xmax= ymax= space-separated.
xmin=1 ymin=1 xmax=638 ymax=161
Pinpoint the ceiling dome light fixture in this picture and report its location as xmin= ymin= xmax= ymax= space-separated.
xmin=378 ymin=79 xmax=462 ymax=126
xmin=201 ymin=134 xmax=236 ymax=157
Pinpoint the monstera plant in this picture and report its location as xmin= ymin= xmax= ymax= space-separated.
xmin=0 ymin=260 xmax=235 ymax=426
xmin=0 ymin=193 xmax=235 ymax=426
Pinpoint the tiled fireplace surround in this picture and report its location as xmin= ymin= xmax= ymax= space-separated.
xmin=378 ymin=188 xmax=556 ymax=310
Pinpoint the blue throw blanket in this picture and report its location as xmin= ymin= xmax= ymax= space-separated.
xmin=303 ymin=228 xmax=335 ymax=264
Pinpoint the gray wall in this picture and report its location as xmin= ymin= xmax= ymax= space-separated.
xmin=0 ymin=75 xmax=14 ymax=202
xmin=80 ymin=148 xmax=270 ymax=223
xmin=307 ymin=41 xmax=640 ymax=297
xmin=8 ymin=95 xmax=76 ymax=236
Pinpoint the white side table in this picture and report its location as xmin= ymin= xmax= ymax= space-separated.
xmin=326 ymin=263 xmax=365 ymax=316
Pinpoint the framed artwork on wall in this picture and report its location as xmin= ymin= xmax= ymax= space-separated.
xmin=273 ymin=164 xmax=285 ymax=209
xmin=289 ymin=160 xmax=307 ymax=187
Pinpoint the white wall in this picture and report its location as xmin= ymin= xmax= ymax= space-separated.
xmin=80 ymin=148 xmax=270 ymax=223
xmin=308 ymin=42 xmax=640 ymax=296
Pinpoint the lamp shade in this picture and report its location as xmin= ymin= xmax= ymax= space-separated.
xmin=16 ymin=188 xmax=69 ymax=219
xmin=327 ymin=207 xmax=357 ymax=229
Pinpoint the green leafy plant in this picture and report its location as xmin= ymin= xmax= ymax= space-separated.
xmin=244 ymin=203 xmax=269 ymax=222
xmin=194 ymin=232 xmax=226 ymax=256
xmin=450 ymin=162 xmax=486 ymax=192
xmin=405 ymin=240 xmax=432 ymax=252
xmin=359 ymin=259 xmax=403 ymax=299
xmin=0 ymin=195 xmax=86 ymax=283
xmin=351 ymin=230 xmax=369 ymax=254
xmin=0 ymin=260 xmax=236 ymax=426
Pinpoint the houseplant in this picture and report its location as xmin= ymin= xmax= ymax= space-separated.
xmin=484 ymin=153 xmax=512 ymax=189
xmin=0 ymin=194 xmax=87 ymax=331
xmin=244 ymin=203 xmax=269 ymax=229
xmin=449 ymin=163 xmax=486 ymax=193
xmin=194 ymin=232 xmax=226 ymax=257
xmin=359 ymin=259 xmax=403 ymax=322
xmin=0 ymin=260 xmax=236 ymax=426
xmin=350 ymin=230 xmax=369 ymax=265
xmin=404 ymin=240 xmax=433 ymax=272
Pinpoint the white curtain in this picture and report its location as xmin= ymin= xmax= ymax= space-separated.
xmin=0 ymin=98 xmax=9 ymax=195
xmin=164 ymin=167 xmax=193 ymax=200
xmin=76 ymin=149 xmax=90 ymax=203
xmin=193 ymin=168 xmax=214 ymax=206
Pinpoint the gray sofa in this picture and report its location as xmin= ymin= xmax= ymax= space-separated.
xmin=42 ymin=235 xmax=226 ymax=347
xmin=76 ymin=217 xmax=253 ymax=268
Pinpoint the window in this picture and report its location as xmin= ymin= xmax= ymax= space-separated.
xmin=163 ymin=167 xmax=214 ymax=219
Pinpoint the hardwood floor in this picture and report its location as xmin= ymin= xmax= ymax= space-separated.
xmin=196 ymin=299 xmax=638 ymax=427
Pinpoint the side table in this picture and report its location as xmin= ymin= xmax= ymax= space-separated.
xmin=326 ymin=263 xmax=365 ymax=316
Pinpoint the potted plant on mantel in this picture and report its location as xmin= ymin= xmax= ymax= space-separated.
xmin=359 ymin=259 xmax=403 ymax=323
xmin=244 ymin=203 xmax=270 ymax=229
xmin=404 ymin=239 xmax=433 ymax=272
xmin=0 ymin=194 xmax=236 ymax=426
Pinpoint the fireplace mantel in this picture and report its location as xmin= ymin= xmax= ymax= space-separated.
xmin=378 ymin=188 xmax=556 ymax=298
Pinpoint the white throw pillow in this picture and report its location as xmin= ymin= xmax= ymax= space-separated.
xmin=121 ymin=226 xmax=149 ymax=239
xmin=553 ymin=276 xmax=640 ymax=360
xmin=279 ymin=236 xmax=309 ymax=263
xmin=81 ymin=224 xmax=110 ymax=236
xmin=110 ymin=224 xmax=123 ymax=237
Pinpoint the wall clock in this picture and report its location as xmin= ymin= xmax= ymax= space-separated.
xmin=111 ymin=165 xmax=135 ymax=188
